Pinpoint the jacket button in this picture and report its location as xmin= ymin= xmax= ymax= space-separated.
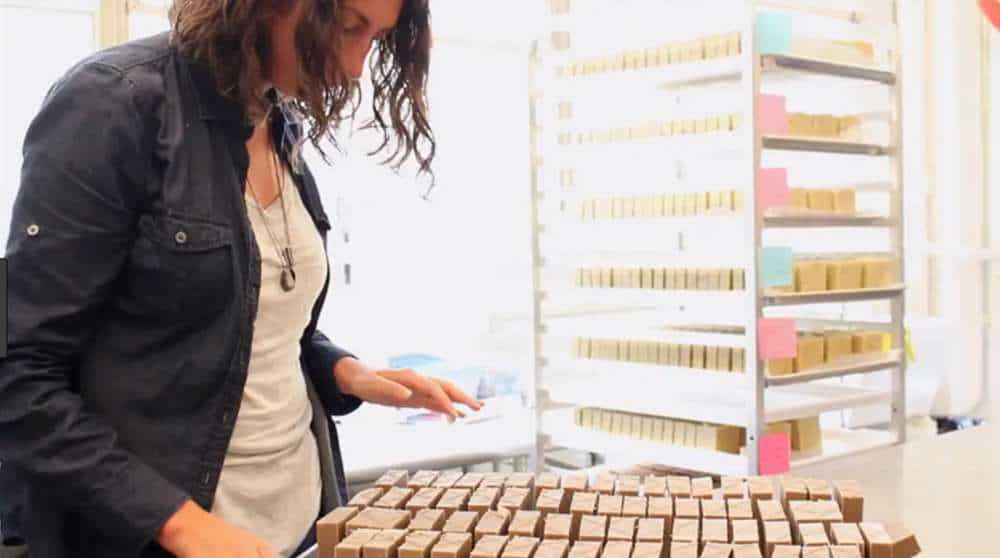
xmin=26 ymin=224 xmax=39 ymax=236
xmin=175 ymin=230 xmax=188 ymax=244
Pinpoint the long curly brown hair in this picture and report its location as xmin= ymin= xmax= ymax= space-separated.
xmin=169 ymin=0 xmax=435 ymax=177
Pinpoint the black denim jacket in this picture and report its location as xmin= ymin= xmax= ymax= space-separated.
xmin=0 ymin=32 xmax=362 ymax=557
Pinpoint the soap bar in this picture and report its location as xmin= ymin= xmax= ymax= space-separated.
xmin=789 ymin=188 xmax=809 ymax=210
xmin=411 ymin=509 xmax=448 ymax=532
xmin=631 ymin=542 xmax=663 ymax=558
xmin=768 ymin=358 xmax=795 ymax=377
xmin=616 ymin=475 xmax=642 ymax=496
xmin=831 ymin=189 xmax=856 ymax=214
xmin=347 ymin=508 xmax=411 ymax=534
xmin=691 ymin=477 xmax=714 ymax=500
xmin=595 ymin=473 xmax=617 ymax=495
xmin=400 ymin=531 xmax=443 ymax=558
xmin=350 ymin=487 xmax=388 ymax=509
xmin=763 ymin=521 xmax=793 ymax=557
xmin=563 ymin=474 xmax=589 ymax=495
xmin=622 ymin=496 xmax=648 ymax=518
xmin=534 ymin=540 xmax=570 ymax=558
xmin=644 ymin=475 xmax=668 ymax=497
xmin=500 ymin=488 xmax=533 ymax=514
xmin=830 ymin=523 xmax=865 ymax=555
xmin=781 ymin=477 xmax=809 ymax=506
xmin=543 ymin=513 xmax=573 ymax=540
xmin=699 ymin=543 xmax=733 ymax=558
xmin=439 ymin=489 xmax=474 ymax=513
xmin=364 ymin=529 xmax=410 ymax=558
xmin=747 ymin=478 xmax=775 ymax=502
xmin=674 ymin=498 xmax=700 ymax=519
xmin=409 ymin=471 xmax=440 ymax=489
xmin=507 ymin=473 xmax=537 ymax=493
xmin=730 ymin=520 xmax=758 ymax=544
xmin=801 ymin=548 xmax=830 ymax=558
xmin=537 ymin=489 xmax=569 ymax=516
xmin=598 ymin=494 xmax=624 ymax=517
xmin=470 ymin=487 xmax=503 ymax=513
xmin=510 ymin=511 xmax=543 ymax=538
xmin=796 ymin=335 xmax=826 ymax=373
xmin=646 ymin=497 xmax=673 ymax=538
xmin=791 ymin=417 xmax=822 ymax=452
xmin=377 ymin=470 xmax=411 ymax=489
xmin=832 ymin=481 xmax=864 ymax=523
xmin=338 ymin=529 xmax=382 ymax=558
xmin=826 ymin=260 xmax=863 ymax=291
xmin=795 ymin=261 xmax=828 ymax=292
xmin=570 ymin=492 xmax=599 ymax=520
xmin=799 ymin=523 xmax=830 ymax=546
xmin=860 ymin=523 xmax=921 ymax=558
xmin=669 ymin=542 xmax=699 ymax=558
xmin=731 ymin=348 xmax=745 ymax=372
xmin=805 ymin=480 xmax=833 ymax=501
xmin=600 ymin=541 xmax=634 ymax=558
xmin=484 ymin=473 xmax=509 ymax=488
xmin=672 ymin=518 xmax=700 ymax=542
xmin=433 ymin=533 xmax=475 ymax=558
xmin=700 ymin=519 xmax=729 ymax=546
xmin=829 ymin=546 xmax=861 ymax=558
xmin=861 ymin=258 xmax=893 ymax=288
xmin=318 ymin=507 xmax=360 ymax=558
xmin=636 ymin=518 xmax=665 ymax=542
xmin=771 ymin=546 xmax=802 ymax=558
xmin=579 ymin=514 xmax=609 ymax=542
xmin=701 ymin=500 xmax=727 ymax=521
xmin=757 ymin=500 xmax=787 ymax=522
xmin=445 ymin=511 xmax=483 ymax=534
xmin=607 ymin=516 xmax=637 ymax=541
xmin=472 ymin=535 xmax=511 ymax=558
xmin=726 ymin=500 xmax=753 ymax=521
xmin=824 ymin=332 xmax=854 ymax=364
xmin=852 ymin=332 xmax=884 ymax=354
xmin=732 ymin=545 xmax=762 ymax=558
xmin=408 ymin=487 xmax=446 ymax=513
xmin=569 ymin=542 xmax=603 ymax=558
xmin=475 ymin=510 xmax=512 ymax=541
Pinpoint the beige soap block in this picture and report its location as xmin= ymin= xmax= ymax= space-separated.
xmin=801 ymin=548 xmax=830 ymax=558
xmin=364 ymin=529 xmax=410 ymax=558
xmin=669 ymin=542 xmax=699 ymax=558
xmin=861 ymin=258 xmax=894 ymax=288
xmin=350 ymin=487 xmax=388 ymax=509
xmin=796 ymin=335 xmax=826 ymax=373
xmin=829 ymin=546 xmax=861 ymax=558
xmin=860 ymin=523 xmax=921 ymax=558
xmin=731 ymin=348 xmax=745 ymax=373
xmin=472 ymin=535 xmax=510 ymax=558
xmin=851 ymin=331 xmax=884 ymax=354
xmin=674 ymin=498 xmax=700 ymax=519
xmin=622 ymin=496 xmax=647 ymax=518
xmin=700 ymin=519 xmax=729 ymax=546
xmin=597 ymin=494 xmax=624 ymax=517
xmin=594 ymin=473 xmax=617 ymax=495
xmin=700 ymin=543 xmax=733 ymax=558
xmin=726 ymin=500 xmax=753 ymax=521
xmin=771 ymin=546 xmax=802 ymax=558
xmin=763 ymin=521 xmax=793 ymax=557
xmin=408 ymin=470 xmax=440 ymax=489
xmin=768 ymin=358 xmax=794 ymax=377
xmin=636 ymin=518 xmax=665 ymax=542
xmin=703 ymin=346 xmax=719 ymax=371
xmin=571 ymin=492 xmax=599 ymax=522
xmin=433 ymin=533 xmax=475 ymax=558
xmin=439 ymin=489 xmax=473 ymax=513
xmin=338 ymin=529 xmax=382 ymax=558
xmin=408 ymin=487 xmax=446 ymax=513
xmin=814 ymin=114 xmax=840 ymax=138
xmin=789 ymin=113 xmax=814 ymax=137
xmin=485 ymin=474 xmax=510 ymax=488
xmin=347 ymin=508 xmax=411 ymax=534
xmin=569 ymin=542 xmax=602 ymax=558
xmin=631 ymin=542 xmax=663 ymax=558
xmin=617 ymin=475 xmax=641 ymax=497
xmin=400 ymin=531 xmax=443 ymax=558
xmin=832 ymin=481 xmax=864 ymax=523
xmin=805 ymin=480 xmax=833 ymax=502
xmin=500 ymin=488 xmax=533 ymax=514
xmin=600 ymin=541 xmax=633 ymax=558
xmin=537 ymin=489 xmax=569 ymax=516
xmin=318 ymin=507 xmax=361 ymax=558
xmin=747 ymin=478 xmax=775 ymax=502
xmin=535 ymin=540 xmax=570 ymax=558
xmin=715 ymin=348 xmax=731 ymax=372
xmin=607 ymin=516 xmax=637 ymax=541
xmin=831 ymin=189 xmax=856 ymax=214
xmin=691 ymin=345 xmax=706 ymax=369
xmin=798 ymin=522 xmax=830 ymax=546
xmin=701 ymin=500 xmax=727 ymax=519
xmin=791 ymin=417 xmax=822 ymax=452
xmin=579 ymin=514 xmax=609 ymax=542
xmin=806 ymin=189 xmax=835 ymax=212
xmin=445 ymin=511 xmax=483 ymax=534
xmin=719 ymin=478 xmax=745 ymax=500
xmin=781 ymin=477 xmax=809 ymax=507
xmin=543 ymin=513 xmax=573 ymax=540
xmin=644 ymin=475 xmax=667 ymax=497
xmin=667 ymin=476 xmax=692 ymax=499
xmin=827 ymin=260 xmax=863 ymax=291
xmin=830 ymin=523 xmax=865 ymax=555
xmin=795 ymin=261 xmax=828 ymax=292
xmin=408 ymin=508 xmax=447 ymax=533
xmin=690 ymin=477 xmax=713 ymax=500
xmin=731 ymin=520 xmax=758 ymax=545
xmin=732 ymin=268 xmax=746 ymax=290
xmin=509 ymin=511 xmax=543 ymax=538
xmin=789 ymin=188 xmax=808 ymax=210
xmin=671 ymin=518 xmax=700 ymax=542
xmin=732 ymin=545 xmax=763 ymax=558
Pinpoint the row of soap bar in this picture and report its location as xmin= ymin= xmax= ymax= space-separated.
xmin=733 ymin=418 xmax=823 ymax=454
xmin=574 ymin=407 xmax=745 ymax=454
xmin=767 ymin=331 xmax=888 ymax=377
xmin=574 ymin=268 xmax=747 ymax=291
xmin=785 ymin=188 xmax=856 ymax=215
xmin=556 ymin=32 xmax=743 ymax=78
xmin=574 ymin=190 xmax=744 ymax=221
xmin=557 ymin=114 xmax=743 ymax=146
xmin=773 ymin=258 xmax=895 ymax=293
xmin=786 ymin=113 xmax=865 ymax=142
xmin=573 ymin=338 xmax=747 ymax=374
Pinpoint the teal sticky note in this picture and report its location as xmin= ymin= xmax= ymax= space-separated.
xmin=762 ymin=246 xmax=793 ymax=288
xmin=756 ymin=11 xmax=792 ymax=55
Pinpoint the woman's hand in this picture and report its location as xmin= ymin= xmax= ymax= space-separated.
xmin=157 ymin=500 xmax=279 ymax=558
xmin=334 ymin=358 xmax=484 ymax=420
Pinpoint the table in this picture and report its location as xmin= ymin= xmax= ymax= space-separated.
xmin=796 ymin=424 xmax=999 ymax=558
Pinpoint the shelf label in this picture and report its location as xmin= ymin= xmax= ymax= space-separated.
xmin=759 ymin=318 xmax=797 ymax=359
xmin=762 ymin=246 xmax=794 ymax=289
xmin=756 ymin=11 xmax=792 ymax=55
xmin=759 ymin=432 xmax=791 ymax=475
xmin=758 ymin=168 xmax=790 ymax=211
xmin=758 ymin=94 xmax=789 ymax=136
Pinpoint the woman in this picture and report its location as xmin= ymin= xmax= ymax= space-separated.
xmin=0 ymin=1 xmax=479 ymax=557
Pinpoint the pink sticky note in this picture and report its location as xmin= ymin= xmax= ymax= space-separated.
xmin=758 ymin=94 xmax=789 ymax=136
xmin=759 ymin=433 xmax=791 ymax=475
xmin=758 ymin=168 xmax=790 ymax=210
xmin=758 ymin=318 xmax=797 ymax=359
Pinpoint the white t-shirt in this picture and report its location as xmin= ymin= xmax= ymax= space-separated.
xmin=211 ymin=168 xmax=328 ymax=557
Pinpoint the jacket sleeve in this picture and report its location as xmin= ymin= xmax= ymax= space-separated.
xmin=0 ymin=62 xmax=189 ymax=552
xmin=303 ymin=329 xmax=364 ymax=416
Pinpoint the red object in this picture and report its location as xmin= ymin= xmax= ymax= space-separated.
xmin=758 ymin=318 xmax=798 ymax=360
xmin=758 ymin=94 xmax=789 ymax=136
xmin=759 ymin=433 xmax=792 ymax=475
xmin=757 ymin=168 xmax=790 ymax=211
xmin=983 ymin=0 xmax=1000 ymax=31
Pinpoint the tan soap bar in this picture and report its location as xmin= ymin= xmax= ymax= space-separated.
xmin=701 ymin=518 xmax=729 ymax=545
xmin=535 ymin=473 xmax=561 ymax=502
xmin=668 ymin=476 xmax=692 ymax=498
xmin=338 ymin=529 xmax=382 ymax=558
xmin=700 ymin=542 xmax=733 ymax=558
xmin=445 ymin=511 xmax=483 ymax=534
xmin=852 ymin=332 xmax=884 ymax=354
xmin=646 ymin=497 xmax=673 ymax=536
xmin=408 ymin=487 xmax=446 ymax=512
xmin=563 ymin=474 xmax=589 ymax=495
xmin=400 ymin=531 xmax=443 ymax=558
xmin=616 ymin=475 xmax=641 ymax=496
xmin=763 ymin=521 xmax=793 ymax=557
xmin=411 ymin=508 xmax=448 ymax=532
xmin=791 ymin=417 xmax=822 ymax=452
xmin=598 ymin=494 xmax=624 ymax=516
xmin=768 ymin=358 xmax=794 ymax=377
xmin=507 ymin=473 xmax=536 ymax=492
xmin=799 ymin=523 xmax=830 ymax=546
xmin=732 ymin=545 xmax=762 ymax=558
xmin=377 ymin=470 xmax=411 ymax=489
xmin=364 ymin=529 xmax=410 ymax=558
xmin=642 ymin=476 xmax=666 ymax=497
xmin=537 ymin=489 xmax=569 ymax=515
xmin=579 ymin=514 xmax=608 ymax=542
xmin=595 ymin=473 xmax=617 ymax=494
xmin=433 ymin=533 xmax=474 ymax=558
xmin=350 ymin=487 xmax=388 ymax=509
xmin=502 ymin=537 xmax=541 ymax=558
xmin=636 ymin=518 xmax=665 ymax=542
xmin=730 ymin=520 xmax=758 ymax=544
xmin=622 ymin=496 xmax=647 ymax=518
xmin=347 ymin=508 xmax=411 ymax=534
xmin=500 ymin=488 xmax=533 ymax=513
xmin=795 ymin=335 xmax=826 ymax=372
xmin=805 ymin=480 xmax=833 ymax=501
xmin=801 ymin=548 xmax=830 ymax=558
xmin=318 ymin=507 xmax=361 ymax=558
xmin=860 ymin=523 xmax=921 ymax=558
xmin=747 ymin=478 xmax=775 ymax=502
xmin=701 ymin=500 xmax=727 ymax=519
xmin=726 ymin=500 xmax=753 ymax=521
xmin=409 ymin=471 xmax=440 ymax=489
xmin=806 ymin=189 xmax=835 ymax=211
xmin=435 ymin=471 xmax=465 ymax=489
xmin=571 ymin=492 xmax=599 ymax=516
xmin=674 ymin=498 xmax=700 ymax=519
xmin=484 ymin=473 xmax=509 ymax=488
xmin=475 ymin=510 xmax=512 ymax=541
xmin=631 ymin=542 xmax=663 ymax=558
xmin=830 ymin=523 xmax=864 ymax=554
xmin=757 ymin=500 xmax=787 ymax=522
xmin=569 ymin=541 xmax=603 ymax=558
xmin=829 ymin=546 xmax=861 ymax=558
xmin=691 ymin=477 xmax=714 ymax=499
xmin=795 ymin=261 xmax=828 ymax=292
xmin=439 ymin=489 xmax=473 ymax=512
xmin=832 ymin=481 xmax=864 ymax=523
xmin=607 ymin=516 xmax=637 ymax=541
xmin=670 ymin=542 xmax=699 ymax=558
xmin=824 ymin=332 xmax=854 ymax=364
xmin=510 ymin=511 xmax=543 ymax=538
xmin=472 ymin=535 xmax=511 ymax=558
xmin=600 ymin=541 xmax=633 ymax=558
xmin=535 ymin=540 xmax=570 ymax=558
xmin=861 ymin=258 xmax=893 ymax=288
xmin=672 ymin=518 xmax=700 ymax=542
xmin=470 ymin=487 xmax=503 ymax=513
xmin=771 ymin=546 xmax=802 ymax=558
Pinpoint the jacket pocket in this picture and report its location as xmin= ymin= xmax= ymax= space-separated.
xmin=125 ymin=213 xmax=235 ymax=319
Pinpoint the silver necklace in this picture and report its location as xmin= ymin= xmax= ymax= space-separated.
xmin=247 ymin=148 xmax=296 ymax=292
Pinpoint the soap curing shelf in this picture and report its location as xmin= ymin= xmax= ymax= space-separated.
xmin=762 ymin=135 xmax=891 ymax=156
xmin=763 ymin=210 xmax=894 ymax=228
xmin=765 ymin=349 xmax=903 ymax=387
xmin=763 ymin=284 xmax=905 ymax=306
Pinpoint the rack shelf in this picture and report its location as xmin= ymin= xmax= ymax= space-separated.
xmin=763 ymin=284 xmax=905 ymax=306
xmin=765 ymin=350 xmax=903 ymax=387
xmin=762 ymin=135 xmax=891 ymax=156
xmin=763 ymin=210 xmax=894 ymax=228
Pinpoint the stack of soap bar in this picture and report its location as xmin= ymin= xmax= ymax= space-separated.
xmin=400 ymin=531 xmax=443 ymax=558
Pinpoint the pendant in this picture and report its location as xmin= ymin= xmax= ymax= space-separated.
xmin=281 ymin=267 xmax=297 ymax=292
